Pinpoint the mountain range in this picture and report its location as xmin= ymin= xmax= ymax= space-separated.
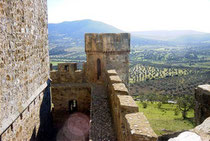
xmin=48 ymin=19 xmax=210 ymax=53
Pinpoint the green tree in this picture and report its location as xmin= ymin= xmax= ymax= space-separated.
xmin=177 ymin=95 xmax=194 ymax=119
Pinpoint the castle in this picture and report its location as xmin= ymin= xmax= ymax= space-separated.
xmin=0 ymin=0 xmax=210 ymax=141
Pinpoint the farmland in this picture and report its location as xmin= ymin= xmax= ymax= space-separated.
xmin=129 ymin=64 xmax=206 ymax=83
xmin=136 ymin=102 xmax=194 ymax=135
xmin=48 ymin=21 xmax=210 ymax=136
xmin=49 ymin=41 xmax=210 ymax=135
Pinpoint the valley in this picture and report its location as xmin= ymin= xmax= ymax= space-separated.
xmin=48 ymin=19 xmax=210 ymax=135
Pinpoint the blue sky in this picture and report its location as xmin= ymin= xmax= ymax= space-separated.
xmin=48 ymin=0 xmax=210 ymax=32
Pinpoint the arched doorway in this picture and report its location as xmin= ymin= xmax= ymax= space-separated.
xmin=97 ymin=59 xmax=101 ymax=80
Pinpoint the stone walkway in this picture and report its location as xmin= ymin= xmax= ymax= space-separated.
xmin=89 ymin=84 xmax=116 ymax=141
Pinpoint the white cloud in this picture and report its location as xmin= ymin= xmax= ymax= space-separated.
xmin=48 ymin=0 xmax=210 ymax=32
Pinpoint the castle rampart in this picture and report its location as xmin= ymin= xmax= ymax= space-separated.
xmin=106 ymin=70 xmax=157 ymax=141
xmin=50 ymin=63 xmax=85 ymax=83
xmin=0 ymin=0 xmax=210 ymax=140
xmin=50 ymin=33 xmax=158 ymax=140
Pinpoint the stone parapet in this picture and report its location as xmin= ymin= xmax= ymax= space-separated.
xmin=117 ymin=95 xmax=139 ymax=113
xmin=50 ymin=63 xmax=86 ymax=83
xmin=107 ymin=69 xmax=118 ymax=76
xmin=112 ymin=83 xmax=129 ymax=95
xmin=58 ymin=63 xmax=77 ymax=73
xmin=106 ymin=69 xmax=157 ymax=141
xmin=125 ymin=113 xmax=158 ymax=141
xmin=85 ymin=33 xmax=130 ymax=53
xmin=109 ymin=75 xmax=122 ymax=84
xmin=195 ymin=84 xmax=210 ymax=125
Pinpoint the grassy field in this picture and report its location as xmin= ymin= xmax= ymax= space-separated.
xmin=136 ymin=101 xmax=195 ymax=135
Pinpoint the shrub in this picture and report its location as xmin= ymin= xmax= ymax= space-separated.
xmin=174 ymin=108 xmax=180 ymax=116
xmin=142 ymin=102 xmax=147 ymax=108
xmin=157 ymin=102 xmax=162 ymax=109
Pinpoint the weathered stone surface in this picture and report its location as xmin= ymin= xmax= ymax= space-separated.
xmin=109 ymin=75 xmax=122 ymax=83
xmin=107 ymin=69 xmax=118 ymax=76
xmin=117 ymin=95 xmax=138 ymax=113
xmin=195 ymin=84 xmax=210 ymax=125
xmin=125 ymin=112 xmax=158 ymax=141
xmin=0 ymin=0 xmax=50 ymax=140
xmin=192 ymin=117 xmax=210 ymax=141
xmin=106 ymin=70 xmax=157 ymax=141
xmin=112 ymin=83 xmax=129 ymax=95
xmin=168 ymin=117 xmax=210 ymax=141
xmin=197 ymin=85 xmax=210 ymax=93
xmin=85 ymin=33 xmax=130 ymax=52
xmin=168 ymin=131 xmax=201 ymax=141
xmin=51 ymin=84 xmax=91 ymax=129
xmin=58 ymin=63 xmax=77 ymax=73
xmin=85 ymin=33 xmax=130 ymax=85
xmin=51 ymin=63 xmax=85 ymax=83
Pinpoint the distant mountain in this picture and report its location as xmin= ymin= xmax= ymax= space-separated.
xmin=172 ymin=33 xmax=210 ymax=45
xmin=48 ymin=19 xmax=210 ymax=56
xmin=49 ymin=19 xmax=123 ymax=38
xmin=48 ymin=19 xmax=125 ymax=50
xmin=48 ymin=19 xmax=168 ymax=52
xmin=131 ymin=30 xmax=207 ymax=41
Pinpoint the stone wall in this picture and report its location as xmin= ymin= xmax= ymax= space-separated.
xmin=50 ymin=63 xmax=86 ymax=83
xmin=51 ymin=85 xmax=91 ymax=129
xmin=195 ymin=84 xmax=210 ymax=125
xmin=0 ymin=0 xmax=50 ymax=140
xmin=106 ymin=69 xmax=157 ymax=141
xmin=50 ymin=63 xmax=91 ymax=129
xmin=168 ymin=117 xmax=210 ymax=141
xmin=85 ymin=33 xmax=130 ymax=85
xmin=0 ymin=85 xmax=52 ymax=141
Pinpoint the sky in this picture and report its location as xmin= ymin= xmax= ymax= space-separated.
xmin=48 ymin=0 xmax=210 ymax=32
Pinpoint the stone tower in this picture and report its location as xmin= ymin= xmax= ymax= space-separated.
xmin=0 ymin=0 xmax=51 ymax=140
xmin=85 ymin=33 xmax=130 ymax=85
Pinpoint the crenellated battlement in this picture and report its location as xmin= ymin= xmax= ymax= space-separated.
xmin=57 ymin=63 xmax=78 ymax=73
xmin=50 ymin=62 xmax=87 ymax=83
xmin=85 ymin=33 xmax=130 ymax=53
xmin=85 ymin=33 xmax=130 ymax=85
xmin=106 ymin=69 xmax=158 ymax=141
xmin=1 ymin=0 xmax=210 ymax=140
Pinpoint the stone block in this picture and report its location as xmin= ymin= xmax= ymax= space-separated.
xmin=107 ymin=69 xmax=118 ymax=76
xmin=125 ymin=112 xmax=158 ymax=141
xmin=109 ymin=75 xmax=122 ymax=84
xmin=112 ymin=83 xmax=128 ymax=95
xmin=195 ymin=84 xmax=210 ymax=125
xmin=117 ymin=95 xmax=138 ymax=113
